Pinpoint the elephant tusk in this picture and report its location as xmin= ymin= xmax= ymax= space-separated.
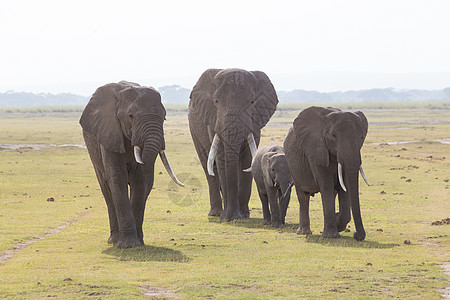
xmin=360 ymin=165 xmax=370 ymax=186
xmin=207 ymin=134 xmax=219 ymax=176
xmin=247 ymin=133 xmax=258 ymax=158
xmin=134 ymin=146 xmax=144 ymax=165
xmin=338 ymin=163 xmax=347 ymax=192
xmin=244 ymin=133 xmax=258 ymax=172
xmin=159 ymin=150 xmax=184 ymax=187
xmin=281 ymin=182 xmax=294 ymax=200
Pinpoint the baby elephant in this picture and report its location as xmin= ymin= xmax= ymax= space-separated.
xmin=251 ymin=144 xmax=293 ymax=227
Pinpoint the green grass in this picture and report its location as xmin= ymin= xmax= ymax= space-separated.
xmin=0 ymin=102 xmax=449 ymax=298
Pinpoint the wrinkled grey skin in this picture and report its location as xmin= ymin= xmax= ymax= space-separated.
xmin=189 ymin=69 xmax=278 ymax=220
xmin=251 ymin=143 xmax=292 ymax=227
xmin=284 ymin=106 xmax=368 ymax=241
xmin=80 ymin=81 xmax=174 ymax=248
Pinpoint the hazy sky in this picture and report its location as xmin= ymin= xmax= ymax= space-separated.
xmin=1 ymin=0 xmax=449 ymax=96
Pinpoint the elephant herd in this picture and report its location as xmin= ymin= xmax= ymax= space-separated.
xmin=80 ymin=68 xmax=370 ymax=248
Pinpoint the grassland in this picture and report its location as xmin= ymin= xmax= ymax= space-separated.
xmin=0 ymin=102 xmax=449 ymax=299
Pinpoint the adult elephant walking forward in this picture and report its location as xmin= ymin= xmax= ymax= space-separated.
xmin=189 ymin=69 xmax=278 ymax=220
xmin=80 ymin=81 xmax=183 ymax=248
xmin=284 ymin=106 xmax=370 ymax=241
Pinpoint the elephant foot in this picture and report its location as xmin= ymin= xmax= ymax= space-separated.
xmin=262 ymin=219 xmax=271 ymax=225
xmin=116 ymin=236 xmax=142 ymax=249
xmin=322 ymin=228 xmax=341 ymax=239
xmin=336 ymin=213 xmax=350 ymax=232
xmin=271 ymin=221 xmax=283 ymax=228
xmin=208 ymin=207 xmax=223 ymax=217
xmin=296 ymin=226 xmax=312 ymax=235
xmin=240 ymin=209 xmax=250 ymax=219
xmin=221 ymin=210 xmax=242 ymax=221
xmin=353 ymin=230 xmax=366 ymax=241
xmin=107 ymin=232 xmax=119 ymax=244
xmin=337 ymin=223 xmax=347 ymax=232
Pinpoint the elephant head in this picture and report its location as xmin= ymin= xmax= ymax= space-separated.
xmin=190 ymin=69 xmax=278 ymax=171
xmin=293 ymin=106 xmax=369 ymax=240
xmin=80 ymin=81 xmax=183 ymax=186
xmin=189 ymin=68 xmax=278 ymax=220
xmin=261 ymin=151 xmax=293 ymax=223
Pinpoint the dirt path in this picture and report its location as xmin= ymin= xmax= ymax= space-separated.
xmin=442 ymin=263 xmax=450 ymax=299
xmin=0 ymin=212 xmax=87 ymax=265
xmin=367 ymin=139 xmax=450 ymax=145
xmin=0 ymin=144 xmax=86 ymax=151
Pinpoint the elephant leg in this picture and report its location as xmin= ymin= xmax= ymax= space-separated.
xmin=258 ymin=189 xmax=271 ymax=225
xmin=206 ymin=173 xmax=223 ymax=216
xmin=98 ymin=177 xmax=119 ymax=244
xmin=191 ymin=132 xmax=223 ymax=216
xmin=320 ymin=187 xmax=340 ymax=238
xmin=297 ymin=189 xmax=312 ymax=235
xmin=267 ymin=188 xmax=282 ymax=227
xmin=83 ymin=132 xmax=119 ymax=243
xmin=101 ymin=149 xmax=140 ymax=248
xmin=336 ymin=189 xmax=351 ymax=232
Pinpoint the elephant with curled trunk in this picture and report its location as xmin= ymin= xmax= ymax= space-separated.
xmin=80 ymin=81 xmax=184 ymax=248
xmin=188 ymin=68 xmax=278 ymax=220
xmin=250 ymin=143 xmax=293 ymax=227
xmin=283 ymin=106 xmax=370 ymax=241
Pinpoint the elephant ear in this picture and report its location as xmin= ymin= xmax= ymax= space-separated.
xmin=262 ymin=152 xmax=276 ymax=187
xmin=354 ymin=111 xmax=368 ymax=141
xmin=293 ymin=106 xmax=339 ymax=167
xmin=251 ymin=71 xmax=279 ymax=130
xmin=189 ymin=69 xmax=222 ymax=128
xmin=79 ymin=83 xmax=126 ymax=153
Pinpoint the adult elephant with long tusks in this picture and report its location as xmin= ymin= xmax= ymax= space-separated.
xmin=283 ymin=106 xmax=370 ymax=241
xmin=189 ymin=69 xmax=278 ymax=220
xmin=80 ymin=81 xmax=184 ymax=248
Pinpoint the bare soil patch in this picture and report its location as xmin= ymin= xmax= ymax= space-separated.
xmin=142 ymin=286 xmax=176 ymax=298
xmin=432 ymin=218 xmax=450 ymax=226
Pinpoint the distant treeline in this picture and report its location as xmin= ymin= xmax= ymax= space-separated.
xmin=1 ymin=86 xmax=449 ymax=107
xmin=277 ymin=87 xmax=450 ymax=103
xmin=0 ymin=91 xmax=88 ymax=107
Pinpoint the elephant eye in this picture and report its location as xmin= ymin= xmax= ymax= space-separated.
xmin=128 ymin=114 xmax=133 ymax=119
xmin=332 ymin=133 xmax=336 ymax=139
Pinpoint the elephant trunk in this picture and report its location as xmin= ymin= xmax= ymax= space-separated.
xmin=142 ymin=134 xmax=163 ymax=164
xmin=132 ymin=116 xmax=164 ymax=164
xmin=279 ymin=180 xmax=293 ymax=223
xmin=223 ymin=143 xmax=241 ymax=219
xmin=337 ymin=141 xmax=367 ymax=241
xmin=208 ymin=132 xmax=257 ymax=176
xmin=132 ymin=116 xmax=184 ymax=186
xmin=344 ymin=164 xmax=366 ymax=241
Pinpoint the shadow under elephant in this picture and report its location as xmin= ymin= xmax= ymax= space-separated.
xmin=305 ymin=234 xmax=399 ymax=249
xmin=102 ymin=245 xmax=190 ymax=262
xmin=208 ymin=215 xmax=298 ymax=233
xmin=208 ymin=216 xmax=399 ymax=249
